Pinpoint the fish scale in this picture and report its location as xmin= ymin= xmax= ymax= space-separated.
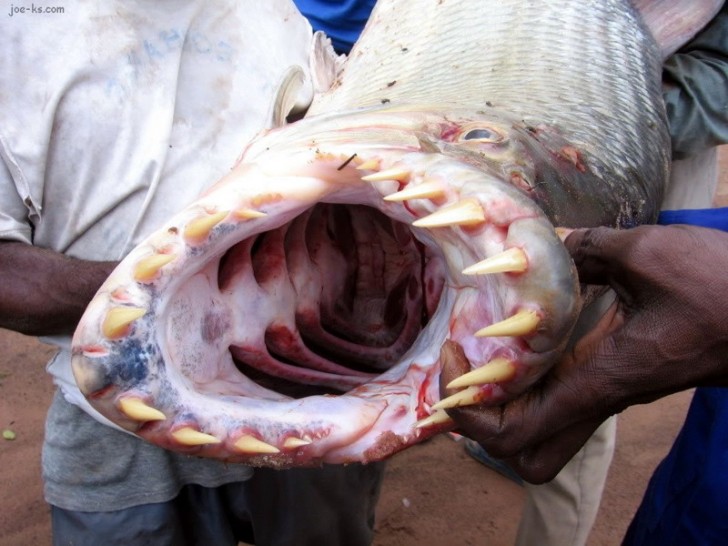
xmin=312 ymin=0 xmax=669 ymax=225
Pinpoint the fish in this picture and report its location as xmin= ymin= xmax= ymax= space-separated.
xmin=70 ymin=0 xmax=723 ymax=466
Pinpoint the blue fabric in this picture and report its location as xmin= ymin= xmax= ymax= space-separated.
xmin=294 ymin=0 xmax=375 ymax=53
xmin=658 ymin=207 xmax=728 ymax=230
xmin=623 ymin=388 xmax=728 ymax=545
xmin=625 ymin=209 xmax=728 ymax=544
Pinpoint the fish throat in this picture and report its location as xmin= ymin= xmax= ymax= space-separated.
xmin=215 ymin=203 xmax=442 ymax=397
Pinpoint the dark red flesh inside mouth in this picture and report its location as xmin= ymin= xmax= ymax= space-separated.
xmin=216 ymin=203 xmax=444 ymax=398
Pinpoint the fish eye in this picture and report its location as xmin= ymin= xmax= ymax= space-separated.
xmin=460 ymin=127 xmax=504 ymax=143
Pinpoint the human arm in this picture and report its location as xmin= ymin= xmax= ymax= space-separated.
xmin=663 ymin=2 xmax=728 ymax=157
xmin=440 ymin=225 xmax=728 ymax=483
xmin=0 ymin=240 xmax=115 ymax=336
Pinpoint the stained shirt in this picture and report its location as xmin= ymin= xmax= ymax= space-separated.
xmin=0 ymin=0 xmax=317 ymax=511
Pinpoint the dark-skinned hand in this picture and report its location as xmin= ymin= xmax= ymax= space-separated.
xmin=440 ymin=224 xmax=728 ymax=484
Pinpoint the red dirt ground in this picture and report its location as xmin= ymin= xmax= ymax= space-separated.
xmin=0 ymin=148 xmax=726 ymax=546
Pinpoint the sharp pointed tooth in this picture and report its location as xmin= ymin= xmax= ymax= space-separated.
xmin=361 ymin=167 xmax=411 ymax=182
xmin=234 ymin=435 xmax=280 ymax=454
xmin=282 ymin=437 xmax=312 ymax=449
xmin=118 ymin=397 xmax=166 ymax=422
xmin=183 ymin=211 xmax=228 ymax=240
xmin=475 ymin=310 xmax=541 ymax=338
xmin=356 ymin=159 xmax=381 ymax=171
xmin=446 ymin=358 xmax=515 ymax=389
xmin=431 ymin=386 xmax=483 ymax=410
xmin=412 ymin=198 xmax=485 ymax=228
xmin=414 ymin=409 xmax=453 ymax=429
xmin=462 ymin=248 xmax=528 ymax=275
xmin=555 ymin=227 xmax=573 ymax=242
xmin=102 ymin=307 xmax=146 ymax=339
xmin=172 ymin=427 xmax=221 ymax=446
xmin=234 ymin=208 xmax=268 ymax=220
xmin=384 ymin=181 xmax=445 ymax=202
xmin=133 ymin=253 xmax=177 ymax=282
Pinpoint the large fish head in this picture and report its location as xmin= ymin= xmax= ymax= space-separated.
xmin=71 ymin=105 xmax=582 ymax=465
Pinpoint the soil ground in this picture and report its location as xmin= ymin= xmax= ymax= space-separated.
xmin=0 ymin=148 xmax=726 ymax=546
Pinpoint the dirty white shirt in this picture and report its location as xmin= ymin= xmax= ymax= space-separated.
xmin=0 ymin=0 xmax=317 ymax=511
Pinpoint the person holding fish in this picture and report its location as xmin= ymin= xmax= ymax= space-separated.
xmin=0 ymin=2 xmax=385 ymax=545
xmin=295 ymin=1 xmax=728 ymax=545
xmin=442 ymin=4 xmax=728 ymax=544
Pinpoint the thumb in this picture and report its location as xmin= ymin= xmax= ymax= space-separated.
xmin=564 ymin=227 xmax=628 ymax=286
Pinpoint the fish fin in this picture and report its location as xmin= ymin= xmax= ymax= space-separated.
xmin=309 ymin=31 xmax=346 ymax=95
xmin=270 ymin=66 xmax=309 ymax=127
xmin=634 ymin=0 xmax=723 ymax=59
xmin=273 ymin=32 xmax=344 ymax=126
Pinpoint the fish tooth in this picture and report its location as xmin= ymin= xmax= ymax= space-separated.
xmin=172 ymin=427 xmax=221 ymax=446
xmin=383 ymin=181 xmax=445 ymax=202
xmin=475 ymin=310 xmax=540 ymax=338
xmin=361 ymin=167 xmax=411 ymax=182
xmin=355 ymin=159 xmax=380 ymax=171
xmin=234 ymin=435 xmax=281 ymax=454
xmin=183 ymin=210 xmax=228 ymax=240
xmin=118 ymin=397 xmax=167 ymax=422
xmin=414 ymin=409 xmax=453 ymax=429
xmin=133 ymin=253 xmax=176 ymax=282
xmin=282 ymin=437 xmax=312 ymax=449
xmin=446 ymin=358 xmax=515 ymax=389
xmin=234 ymin=208 xmax=268 ymax=220
xmin=462 ymin=248 xmax=528 ymax=275
xmin=431 ymin=386 xmax=482 ymax=410
xmin=412 ymin=198 xmax=485 ymax=228
xmin=102 ymin=307 xmax=146 ymax=339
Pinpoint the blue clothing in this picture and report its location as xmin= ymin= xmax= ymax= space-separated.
xmin=294 ymin=0 xmax=376 ymax=53
xmin=628 ymin=208 xmax=728 ymax=545
xmin=658 ymin=207 xmax=728 ymax=231
xmin=623 ymin=388 xmax=728 ymax=545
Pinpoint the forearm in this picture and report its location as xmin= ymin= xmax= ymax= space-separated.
xmin=0 ymin=240 xmax=116 ymax=336
xmin=664 ymin=3 xmax=728 ymax=157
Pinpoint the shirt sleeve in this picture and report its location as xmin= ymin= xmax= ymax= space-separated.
xmin=663 ymin=3 xmax=728 ymax=159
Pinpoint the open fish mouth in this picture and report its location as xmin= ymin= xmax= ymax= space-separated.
xmin=71 ymin=106 xmax=582 ymax=465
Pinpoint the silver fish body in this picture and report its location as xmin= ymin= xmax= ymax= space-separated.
xmin=71 ymin=0 xmax=700 ymax=465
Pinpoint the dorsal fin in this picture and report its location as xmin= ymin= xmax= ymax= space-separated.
xmin=633 ymin=0 xmax=724 ymax=59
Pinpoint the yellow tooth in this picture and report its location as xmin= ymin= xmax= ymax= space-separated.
xmin=102 ymin=307 xmax=146 ymax=339
xmin=361 ymin=168 xmax=411 ymax=182
xmin=356 ymin=159 xmax=381 ymax=171
xmin=555 ymin=227 xmax=573 ymax=242
xmin=118 ymin=397 xmax=167 ymax=422
xmin=431 ymin=386 xmax=482 ymax=411
xmin=133 ymin=253 xmax=176 ymax=282
xmin=446 ymin=358 xmax=516 ymax=389
xmin=462 ymin=248 xmax=528 ymax=275
xmin=414 ymin=409 xmax=453 ymax=429
xmin=234 ymin=435 xmax=280 ymax=454
xmin=183 ymin=211 xmax=228 ymax=240
xmin=283 ymin=437 xmax=312 ymax=449
xmin=172 ymin=427 xmax=221 ymax=446
xmin=475 ymin=310 xmax=541 ymax=338
xmin=234 ymin=208 xmax=268 ymax=220
xmin=412 ymin=198 xmax=485 ymax=228
xmin=383 ymin=181 xmax=445 ymax=202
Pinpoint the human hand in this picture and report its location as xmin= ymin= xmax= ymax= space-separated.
xmin=441 ymin=225 xmax=728 ymax=483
